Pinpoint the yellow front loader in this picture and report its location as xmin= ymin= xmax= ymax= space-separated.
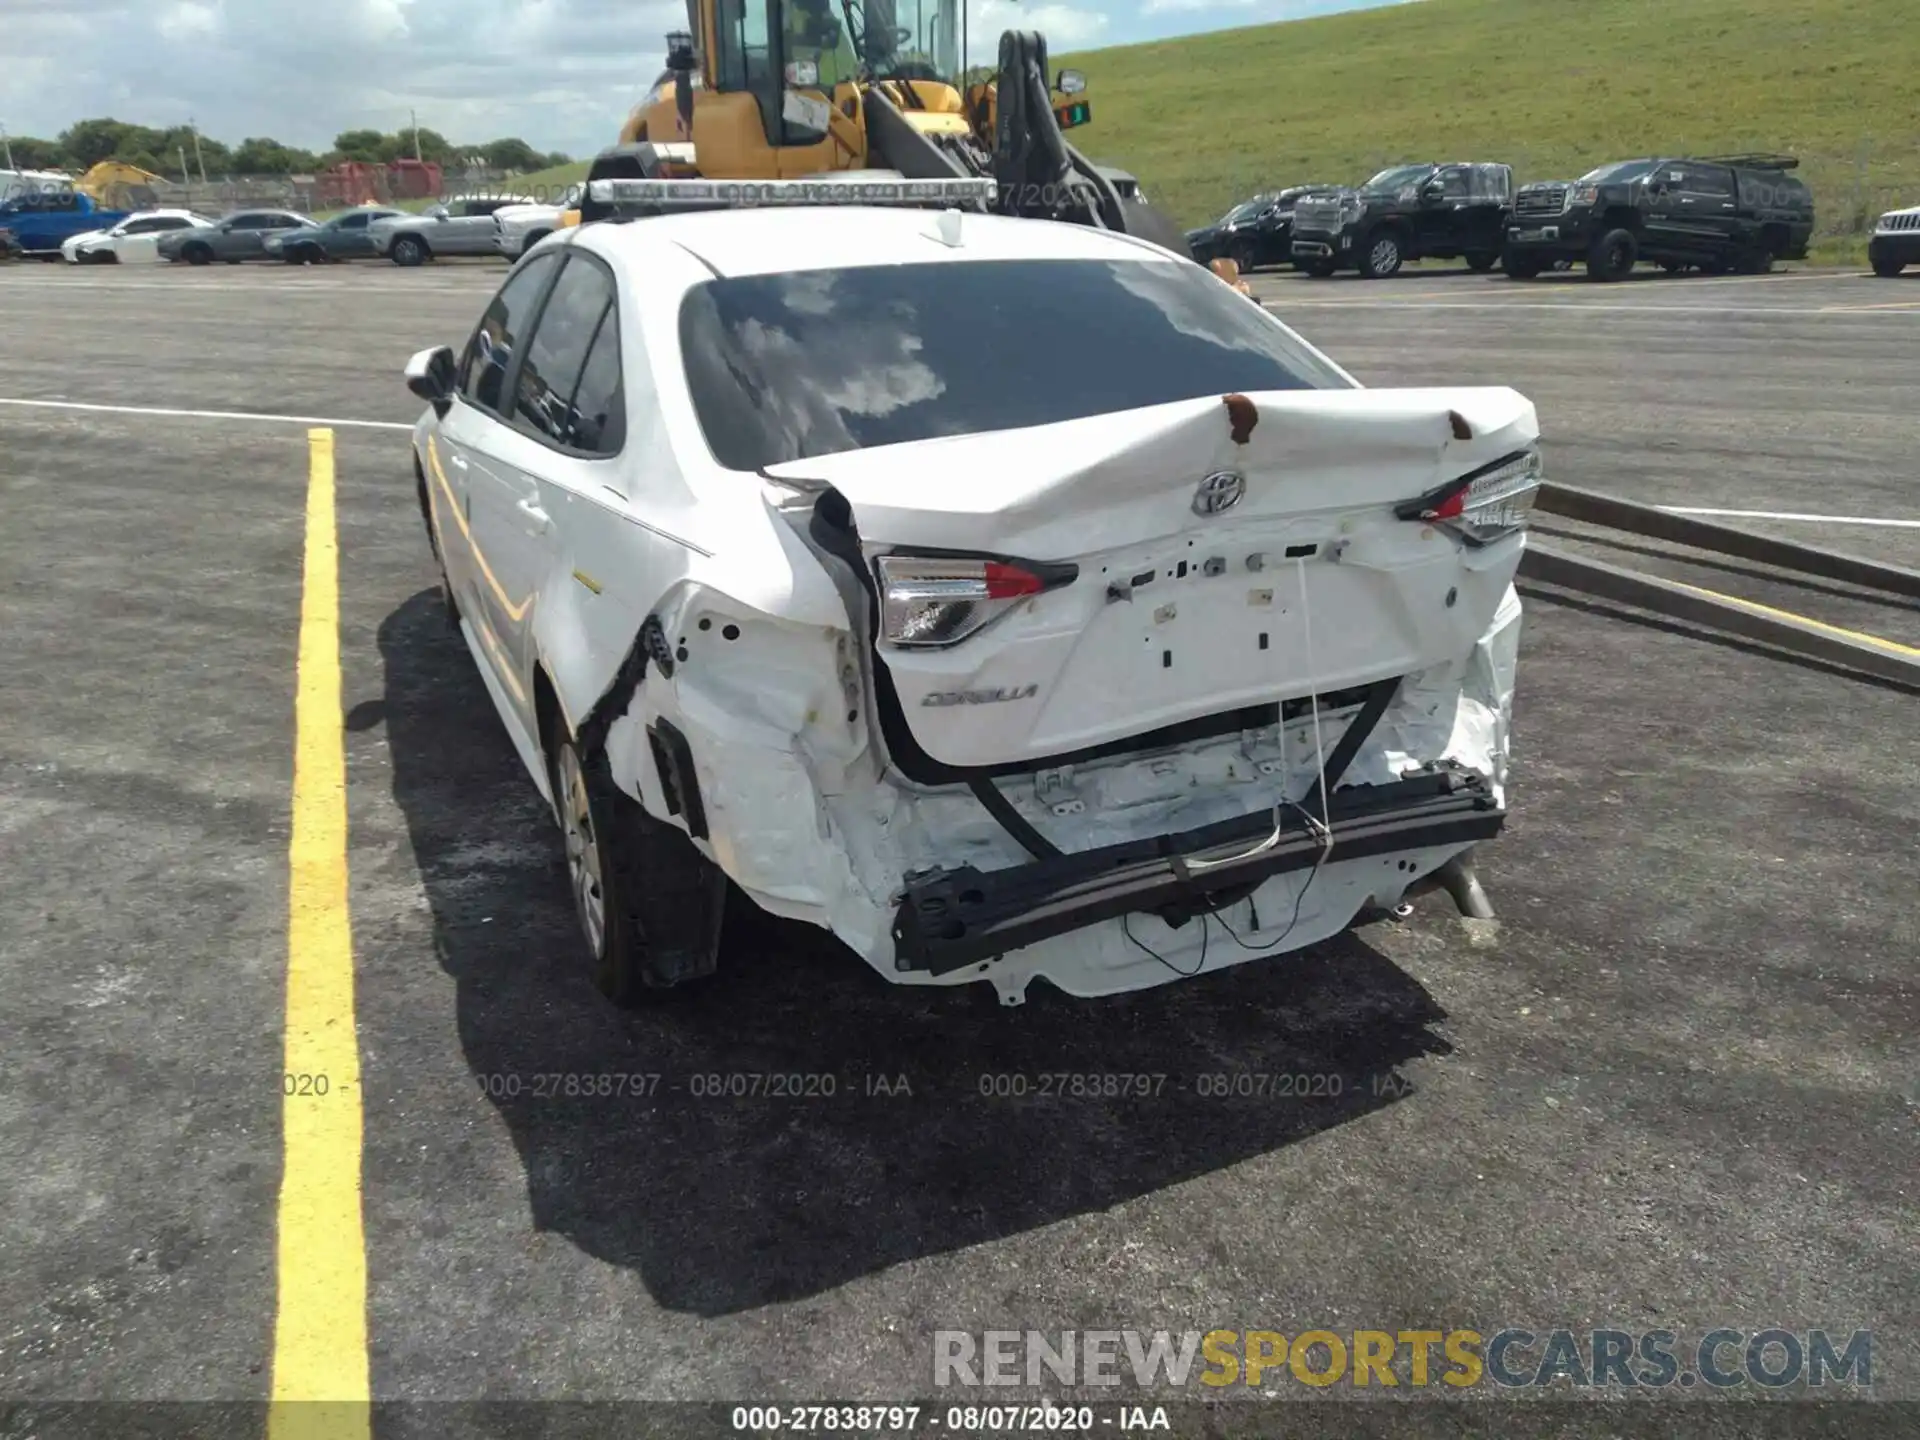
xmin=73 ymin=162 xmax=164 ymax=212
xmin=578 ymin=0 xmax=1190 ymax=255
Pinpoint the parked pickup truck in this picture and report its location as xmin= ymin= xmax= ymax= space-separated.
xmin=492 ymin=185 xmax=584 ymax=259
xmin=1291 ymin=163 xmax=1514 ymax=278
xmin=1504 ymin=154 xmax=1814 ymax=281
xmin=0 ymin=188 xmax=130 ymax=258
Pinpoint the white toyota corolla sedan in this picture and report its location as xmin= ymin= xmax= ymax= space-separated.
xmin=61 ymin=208 xmax=211 ymax=263
xmin=404 ymin=177 xmax=1540 ymax=1008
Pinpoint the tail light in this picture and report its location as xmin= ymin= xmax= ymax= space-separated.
xmin=874 ymin=553 xmax=1077 ymax=648
xmin=1398 ymin=448 xmax=1543 ymax=547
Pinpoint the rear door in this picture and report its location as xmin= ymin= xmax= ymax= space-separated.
xmin=464 ymin=250 xmax=621 ymax=680
xmin=217 ymin=212 xmax=272 ymax=259
xmin=448 ymin=200 xmax=506 ymax=253
xmin=1678 ymin=163 xmax=1740 ymax=255
xmin=433 ymin=249 xmax=566 ymax=709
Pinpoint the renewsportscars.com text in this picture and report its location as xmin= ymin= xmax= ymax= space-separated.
xmin=933 ymin=1328 xmax=1872 ymax=1390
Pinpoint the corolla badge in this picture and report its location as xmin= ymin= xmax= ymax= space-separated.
xmin=922 ymin=685 xmax=1039 ymax=707
xmin=1193 ymin=471 xmax=1246 ymax=517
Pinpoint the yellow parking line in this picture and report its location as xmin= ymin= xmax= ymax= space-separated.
xmin=268 ymin=428 xmax=371 ymax=1440
xmin=1673 ymin=578 xmax=1920 ymax=658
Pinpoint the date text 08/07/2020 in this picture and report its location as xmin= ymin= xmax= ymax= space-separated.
xmin=729 ymin=1404 xmax=1170 ymax=1433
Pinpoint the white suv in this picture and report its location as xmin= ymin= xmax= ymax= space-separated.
xmin=403 ymin=179 xmax=1537 ymax=1008
xmin=1869 ymin=205 xmax=1920 ymax=277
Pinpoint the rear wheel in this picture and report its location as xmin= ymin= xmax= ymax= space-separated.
xmin=550 ymin=736 xmax=727 ymax=1007
xmin=1301 ymin=258 xmax=1338 ymax=278
xmin=1231 ymin=240 xmax=1259 ymax=275
xmin=1737 ymin=240 xmax=1776 ymax=274
xmin=1502 ymin=251 xmax=1544 ymax=280
xmin=391 ymin=235 xmax=429 ymax=267
xmin=1465 ymin=250 xmax=1499 ymax=272
xmin=1586 ymin=227 xmax=1637 ymax=282
xmin=184 ymin=242 xmax=212 ymax=266
xmin=1358 ymin=229 xmax=1404 ymax=279
xmin=1871 ymin=255 xmax=1906 ymax=278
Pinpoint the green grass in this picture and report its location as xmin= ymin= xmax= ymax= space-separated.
xmin=1054 ymin=0 xmax=1920 ymax=252
xmin=502 ymin=160 xmax=590 ymax=199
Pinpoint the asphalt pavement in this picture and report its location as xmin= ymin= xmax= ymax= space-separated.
xmin=0 ymin=256 xmax=1914 ymax=1432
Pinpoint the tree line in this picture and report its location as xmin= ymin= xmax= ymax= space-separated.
xmin=4 ymin=118 xmax=571 ymax=178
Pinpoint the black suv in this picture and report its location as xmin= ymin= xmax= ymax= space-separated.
xmin=1290 ymin=162 xmax=1514 ymax=278
xmin=1187 ymin=185 xmax=1343 ymax=273
xmin=1505 ymin=154 xmax=1814 ymax=281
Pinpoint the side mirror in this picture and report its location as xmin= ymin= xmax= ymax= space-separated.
xmin=1055 ymin=68 xmax=1087 ymax=95
xmin=1421 ymin=181 xmax=1446 ymax=202
xmin=405 ymin=345 xmax=457 ymax=414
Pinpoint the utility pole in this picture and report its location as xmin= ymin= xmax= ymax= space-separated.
xmin=178 ymin=144 xmax=191 ymax=187
xmin=412 ymin=109 xmax=423 ymax=162
xmin=1 ymin=123 xmax=16 ymax=172
xmin=189 ymin=117 xmax=207 ymax=184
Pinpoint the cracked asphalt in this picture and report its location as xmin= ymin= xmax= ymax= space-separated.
xmin=0 ymin=255 xmax=1914 ymax=1436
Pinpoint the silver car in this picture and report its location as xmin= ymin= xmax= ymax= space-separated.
xmin=157 ymin=209 xmax=315 ymax=265
xmin=369 ymin=196 xmax=534 ymax=266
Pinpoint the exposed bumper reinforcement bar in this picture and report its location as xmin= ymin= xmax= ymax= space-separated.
xmin=893 ymin=770 xmax=1505 ymax=975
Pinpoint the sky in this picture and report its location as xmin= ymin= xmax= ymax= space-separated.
xmin=1 ymin=0 xmax=1416 ymax=163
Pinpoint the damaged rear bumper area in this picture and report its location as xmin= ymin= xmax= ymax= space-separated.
xmin=895 ymin=768 xmax=1504 ymax=976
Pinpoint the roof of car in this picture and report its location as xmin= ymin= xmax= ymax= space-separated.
xmin=573 ymin=206 xmax=1178 ymax=279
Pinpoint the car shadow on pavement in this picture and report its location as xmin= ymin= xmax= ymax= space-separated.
xmin=376 ymin=589 xmax=1455 ymax=1317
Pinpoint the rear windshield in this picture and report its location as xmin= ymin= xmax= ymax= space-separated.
xmin=678 ymin=257 xmax=1352 ymax=470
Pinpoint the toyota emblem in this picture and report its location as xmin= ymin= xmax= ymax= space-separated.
xmin=1193 ymin=471 xmax=1246 ymax=516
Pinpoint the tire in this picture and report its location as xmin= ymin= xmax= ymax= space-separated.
xmin=1357 ymin=228 xmax=1404 ymax=279
xmin=184 ymin=243 xmax=213 ymax=266
xmin=1737 ymin=240 xmax=1776 ymax=275
xmin=1466 ymin=250 xmax=1499 ymax=272
xmin=1871 ymin=255 xmax=1905 ymax=278
xmin=1230 ymin=241 xmax=1259 ymax=276
xmin=1301 ymin=258 xmax=1338 ymax=278
xmin=391 ymin=235 xmax=429 ymax=267
xmin=1585 ymin=226 xmax=1637 ymax=282
xmin=550 ymin=735 xmax=727 ymax=1006
xmin=1502 ymin=252 xmax=1544 ymax=280
xmin=1115 ymin=197 xmax=1193 ymax=261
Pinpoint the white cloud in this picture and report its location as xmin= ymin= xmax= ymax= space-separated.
xmin=969 ymin=0 xmax=1109 ymax=61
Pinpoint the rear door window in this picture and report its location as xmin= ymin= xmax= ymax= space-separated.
xmin=679 ymin=256 xmax=1353 ymax=470
xmin=456 ymin=251 xmax=563 ymax=416
xmin=1683 ymin=164 xmax=1734 ymax=197
xmin=510 ymin=254 xmax=618 ymax=449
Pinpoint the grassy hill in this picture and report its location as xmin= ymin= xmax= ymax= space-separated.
xmin=1056 ymin=0 xmax=1920 ymax=260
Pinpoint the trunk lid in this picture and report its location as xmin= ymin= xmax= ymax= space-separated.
xmin=769 ymin=386 xmax=1536 ymax=771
